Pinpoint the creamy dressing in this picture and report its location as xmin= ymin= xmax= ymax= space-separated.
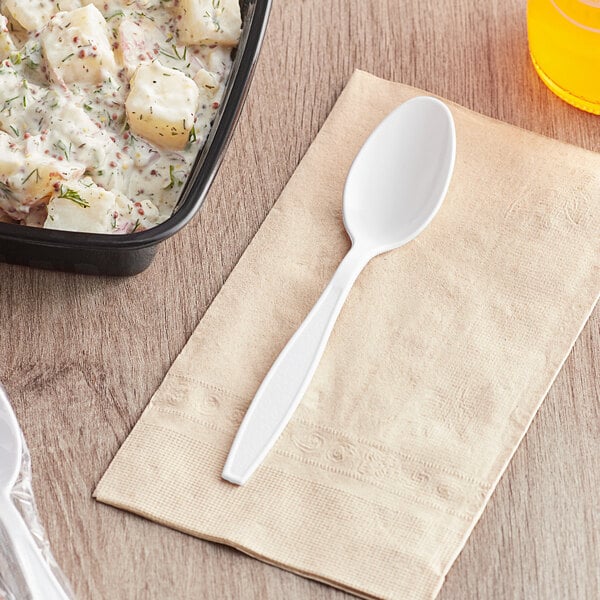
xmin=0 ymin=0 xmax=240 ymax=233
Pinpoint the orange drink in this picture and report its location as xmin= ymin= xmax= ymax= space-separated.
xmin=528 ymin=0 xmax=600 ymax=113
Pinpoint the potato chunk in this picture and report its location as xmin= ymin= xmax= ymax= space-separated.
xmin=45 ymin=178 xmax=161 ymax=234
xmin=125 ymin=61 xmax=199 ymax=150
xmin=0 ymin=130 xmax=21 ymax=175
xmin=193 ymin=68 xmax=220 ymax=101
xmin=2 ymin=0 xmax=81 ymax=32
xmin=0 ymin=14 xmax=16 ymax=59
xmin=0 ymin=64 xmax=42 ymax=137
xmin=17 ymin=156 xmax=83 ymax=206
xmin=177 ymin=0 xmax=241 ymax=47
xmin=0 ymin=139 xmax=84 ymax=222
xmin=41 ymin=4 xmax=117 ymax=85
xmin=115 ymin=18 xmax=161 ymax=79
xmin=45 ymin=179 xmax=120 ymax=233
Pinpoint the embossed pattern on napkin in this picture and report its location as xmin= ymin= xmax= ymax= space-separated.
xmin=95 ymin=71 xmax=600 ymax=600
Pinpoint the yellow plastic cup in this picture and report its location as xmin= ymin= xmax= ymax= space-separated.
xmin=527 ymin=0 xmax=600 ymax=114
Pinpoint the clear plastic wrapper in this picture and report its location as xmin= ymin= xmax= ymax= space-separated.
xmin=0 ymin=385 xmax=74 ymax=600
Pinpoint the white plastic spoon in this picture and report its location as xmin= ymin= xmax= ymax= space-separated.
xmin=223 ymin=96 xmax=456 ymax=485
xmin=0 ymin=384 xmax=70 ymax=600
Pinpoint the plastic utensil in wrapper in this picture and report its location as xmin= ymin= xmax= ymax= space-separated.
xmin=0 ymin=384 xmax=74 ymax=600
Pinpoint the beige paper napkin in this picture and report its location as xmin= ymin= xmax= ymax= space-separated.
xmin=95 ymin=71 xmax=600 ymax=600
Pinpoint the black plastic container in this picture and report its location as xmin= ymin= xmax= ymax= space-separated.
xmin=0 ymin=0 xmax=271 ymax=276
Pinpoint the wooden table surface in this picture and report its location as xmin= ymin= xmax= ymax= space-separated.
xmin=1 ymin=0 xmax=598 ymax=598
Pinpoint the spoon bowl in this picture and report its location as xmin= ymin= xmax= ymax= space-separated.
xmin=344 ymin=96 xmax=456 ymax=252
xmin=224 ymin=96 xmax=456 ymax=485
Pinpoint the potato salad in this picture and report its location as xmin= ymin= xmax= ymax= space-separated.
xmin=0 ymin=0 xmax=241 ymax=234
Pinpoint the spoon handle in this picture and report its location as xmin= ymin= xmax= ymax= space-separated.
xmin=0 ymin=492 xmax=71 ymax=600
xmin=223 ymin=244 xmax=371 ymax=485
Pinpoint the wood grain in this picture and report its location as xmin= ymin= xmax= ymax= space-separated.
xmin=1 ymin=0 xmax=598 ymax=598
